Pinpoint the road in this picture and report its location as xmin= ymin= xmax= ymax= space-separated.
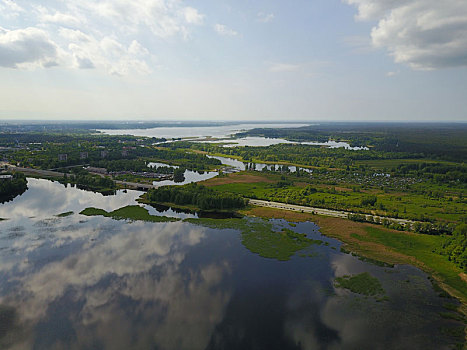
xmin=248 ymin=199 xmax=414 ymax=226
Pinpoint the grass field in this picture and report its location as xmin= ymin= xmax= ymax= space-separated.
xmin=185 ymin=217 xmax=321 ymax=261
xmin=361 ymin=226 xmax=467 ymax=304
xmin=334 ymin=272 xmax=385 ymax=296
xmin=355 ymin=158 xmax=460 ymax=169
xmin=203 ymin=172 xmax=465 ymax=223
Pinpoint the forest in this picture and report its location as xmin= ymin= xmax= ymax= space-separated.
xmin=2 ymin=133 xmax=221 ymax=171
xmin=236 ymin=123 xmax=467 ymax=161
xmin=440 ymin=224 xmax=467 ymax=271
xmin=146 ymin=183 xmax=247 ymax=211
xmin=0 ymin=172 xmax=28 ymax=203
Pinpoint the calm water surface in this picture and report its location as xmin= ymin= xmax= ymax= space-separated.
xmin=98 ymin=123 xmax=309 ymax=140
xmin=147 ymin=162 xmax=219 ymax=186
xmin=97 ymin=124 xmax=368 ymax=150
xmin=0 ymin=179 xmax=462 ymax=349
xmin=207 ymin=155 xmax=313 ymax=173
xmin=201 ymin=137 xmax=368 ymax=150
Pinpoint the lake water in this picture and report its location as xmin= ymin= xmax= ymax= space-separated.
xmin=98 ymin=123 xmax=368 ymax=150
xmin=201 ymin=137 xmax=369 ymax=150
xmin=98 ymin=123 xmax=309 ymax=140
xmin=0 ymin=178 xmax=463 ymax=349
xmin=207 ymin=155 xmax=313 ymax=174
xmin=147 ymin=162 xmax=218 ymax=186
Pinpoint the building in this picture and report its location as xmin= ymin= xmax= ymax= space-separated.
xmin=101 ymin=150 xmax=108 ymax=158
xmin=121 ymin=150 xmax=128 ymax=157
xmin=85 ymin=167 xmax=107 ymax=174
xmin=0 ymin=174 xmax=12 ymax=181
xmin=80 ymin=152 xmax=88 ymax=160
xmin=58 ymin=154 xmax=68 ymax=161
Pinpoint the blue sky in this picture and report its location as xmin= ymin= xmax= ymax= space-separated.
xmin=0 ymin=0 xmax=466 ymax=121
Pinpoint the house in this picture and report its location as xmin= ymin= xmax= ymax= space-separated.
xmin=101 ymin=150 xmax=108 ymax=158
xmin=0 ymin=174 xmax=12 ymax=181
xmin=80 ymin=152 xmax=88 ymax=160
xmin=58 ymin=154 xmax=68 ymax=161
xmin=85 ymin=167 xmax=107 ymax=174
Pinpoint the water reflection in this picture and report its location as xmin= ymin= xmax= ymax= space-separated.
xmin=0 ymin=178 xmax=141 ymax=221
xmin=147 ymin=162 xmax=218 ymax=186
xmin=208 ymin=155 xmax=313 ymax=174
xmin=0 ymin=213 xmax=234 ymax=349
xmin=201 ymin=137 xmax=369 ymax=150
xmin=154 ymin=169 xmax=218 ymax=186
xmin=0 ymin=180 xmax=463 ymax=349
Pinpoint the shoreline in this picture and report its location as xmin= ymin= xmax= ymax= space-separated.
xmin=241 ymin=206 xmax=467 ymax=317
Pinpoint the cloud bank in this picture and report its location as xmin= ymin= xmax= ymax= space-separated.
xmin=0 ymin=27 xmax=60 ymax=68
xmin=345 ymin=0 xmax=467 ymax=69
xmin=0 ymin=0 xmax=205 ymax=75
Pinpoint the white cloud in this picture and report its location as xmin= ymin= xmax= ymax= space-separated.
xmin=35 ymin=6 xmax=83 ymax=27
xmin=0 ymin=0 xmax=205 ymax=75
xmin=72 ymin=0 xmax=203 ymax=39
xmin=0 ymin=0 xmax=24 ymax=19
xmin=214 ymin=24 xmax=238 ymax=37
xmin=257 ymin=12 xmax=275 ymax=23
xmin=0 ymin=27 xmax=62 ymax=68
xmin=60 ymin=28 xmax=151 ymax=75
xmin=128 ymin=40 xmax=150 ymax=56
xmin=182 ymin=7 xmax=204 ymax=25
xmin=345 ymin=0 xmax=467 ymax=69
xmin=386 ymin=71 xmax=397 ymax=77
xmin=345 ymin=0 xmax=409 ymax=21
xmin=269 ymin=62 xmax=301 ymax=72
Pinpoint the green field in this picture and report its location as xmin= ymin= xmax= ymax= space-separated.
xmin=354 ymin=226 xmax=467 ymax=303
xmin=334 ymin=272 xmax=385 ymax=296
xmin=186 ymin=217 xmax=322 ymax=261
xmin=204 ymin=174 xmax=465 ymax=223
xmin=355 ymin=158 xmax=459 ymax=168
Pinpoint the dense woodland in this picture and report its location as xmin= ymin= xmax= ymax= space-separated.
xmin=0 ymin=121 xmax=231 ymax=133
xmin=1 ymin=133 xmax=221 ymax=171
xmin=146 ymin=183 xmax=247 ymax=210
xmin=62 ymin=168 xmax=116 ymax=192
xmin=0 ymin=172 xmax=28 ymax=202
xmin=237 ymin=123 xmax=467 ymax=161
xmin=440 ymin=224 xmax=467 ymax=272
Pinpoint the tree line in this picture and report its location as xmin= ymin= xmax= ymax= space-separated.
xmin=0 ymin=172 xmax=28 ymax=202
xmin=146 ymin=183 xmax=247 ymax=210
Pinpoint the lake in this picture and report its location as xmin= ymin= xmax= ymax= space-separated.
xmin=201 ymin=137 xmax=369 ymax=150
xmin=147 ymin=162 xmax=219 ymax=185
xmin=207 ymin=155 xmax=313 ymax=174
xmin=98 ymin=123 xmax=309 ymax=140
xmin=98 ymin=123 xmax=368 ymax=150
xmin=0 ymin=178 xmax=463 ymax=349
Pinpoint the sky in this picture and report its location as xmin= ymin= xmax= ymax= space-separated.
xmin=0 ymin=0 xmax=466 ymax=122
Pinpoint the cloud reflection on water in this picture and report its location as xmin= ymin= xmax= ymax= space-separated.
xmin=0 ymin=216 xmax=232 ymax=350
xmin=0 ymin=179 xmax=462 ymax=350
